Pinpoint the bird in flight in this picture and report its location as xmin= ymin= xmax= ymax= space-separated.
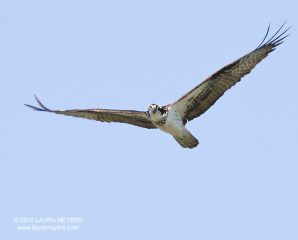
xmin=26 ymin=23 xmax=289 ymax=149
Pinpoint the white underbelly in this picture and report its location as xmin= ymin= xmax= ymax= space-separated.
xmin=157 ymin=110 xmax=184 ymax=136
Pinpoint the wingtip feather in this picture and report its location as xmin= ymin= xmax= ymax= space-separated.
xmin=25 ymin=95 xmax=53 ymax=112
xmin=24 ymin=103 xmax=46 ymax=111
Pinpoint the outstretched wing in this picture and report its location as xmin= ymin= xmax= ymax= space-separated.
xmin=171 ymin=23 xmax=290 ymax=123
xmin=25 ymin=96 xmax=156 ymax=129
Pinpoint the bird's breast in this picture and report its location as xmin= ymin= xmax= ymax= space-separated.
xmin=156 ymin=109 xmax=184 ymax=136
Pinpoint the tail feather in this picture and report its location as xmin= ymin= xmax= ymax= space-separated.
xmin=173 ymin=131 xmax=199 ymax=149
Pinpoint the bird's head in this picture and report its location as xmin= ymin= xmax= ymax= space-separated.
xmin=147 ymin=104 xmax=167 ymax=122
xmin=148 ymin=104 xmax=160 ymax=114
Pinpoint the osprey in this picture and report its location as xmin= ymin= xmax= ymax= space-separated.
xmin=26 ymin=24 xmax=289 ymax=149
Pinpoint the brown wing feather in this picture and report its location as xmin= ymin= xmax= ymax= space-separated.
xmin=172 ymin=23 xmax=290 ymax=122
xmin=25 ymin=96 xmax=156 ymax=129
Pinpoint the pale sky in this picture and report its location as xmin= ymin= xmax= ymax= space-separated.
xmin=1 ymin=0 xmax=298 ymax=239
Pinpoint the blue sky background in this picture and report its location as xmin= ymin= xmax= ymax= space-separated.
xmin=1 ymin=0 xmax=298 ymax=239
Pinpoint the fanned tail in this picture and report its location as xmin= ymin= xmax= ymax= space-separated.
xmin=173 ymin=130 xmax=199 ymax=149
